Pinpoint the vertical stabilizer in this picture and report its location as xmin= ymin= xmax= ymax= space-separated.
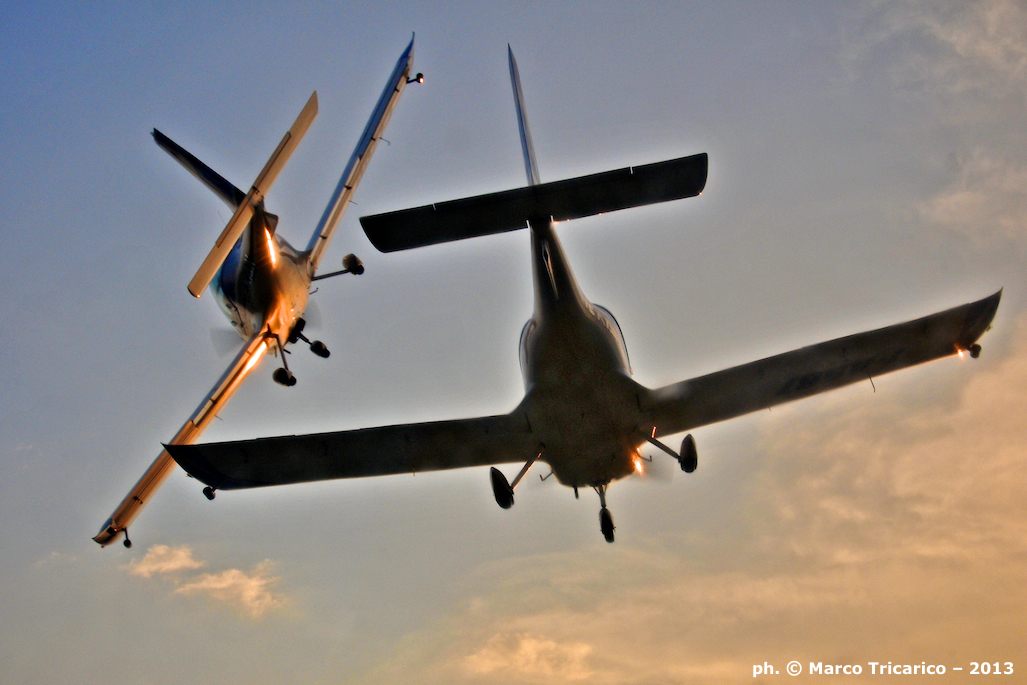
xmin=508 ymin=46 xmax=540 ymax=187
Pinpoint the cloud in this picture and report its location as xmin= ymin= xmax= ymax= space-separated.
xmin=917 ymin=148 xmax=1027 ymax=242
xmin=175 ymin=561 xmax=284 ymax=618
xmin=126 ymin=544 xmax=204 ymax=578
xmin=33 ymin=551 xmax=77 ymax=569
xmin=361 ymin=316 xmax=1027 ymax=685
xmin=124 ymin=545 xmax=284 ymax=618
xmin=463 ymin=633 xmax=592 ymax=681
xmin=846 ymin=0 xmax=1027 ymax=100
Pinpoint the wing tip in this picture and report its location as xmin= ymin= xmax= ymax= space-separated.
xmin=165 ymin=443 xmax=216 ymax=485
xmin=959 ymin=288 xmax=1002 ymax=347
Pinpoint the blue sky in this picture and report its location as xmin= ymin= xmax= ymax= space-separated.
xmin=2 ymin=2 xmax=1025 ymax=683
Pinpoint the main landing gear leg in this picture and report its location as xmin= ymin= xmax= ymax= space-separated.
xmin=490 ymin=451 xmax=543 ymax=509
xmin=270 ymin=332 xmax=297 ymax=387
xmin=647 ymin=432 xmax=698 ymax=473
xmin=123 ymin=529 xmax=132 ymax=549
xmin=594 ymin=483 xmax=615 ymax=543
xmin=288 ymin=318 xmax=330 ymax=359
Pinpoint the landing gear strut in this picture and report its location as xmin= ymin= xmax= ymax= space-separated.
xmin=594 ymin=483 xmax=615 ymax=543
xmin=489 ymin=451 xmax=543 ymax=509
xmin=288 ymin=318 xmax=330 ymax=358
xmin=647 ymin=432 xmax=698 ymax=473
xmin=270 ymin=330 xmax=297 ymax=387
xmin=123 ymin=529 xmax=132 ymax=549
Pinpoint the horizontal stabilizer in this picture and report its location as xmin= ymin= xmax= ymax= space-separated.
xmin=361 ymin=152 xmax=708 ymax=253
xmin=153 ymin=129 xmax=246 ymax=209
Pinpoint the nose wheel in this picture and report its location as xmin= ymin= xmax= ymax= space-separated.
xmin=594 ymin=482 xmax=615 ymax=543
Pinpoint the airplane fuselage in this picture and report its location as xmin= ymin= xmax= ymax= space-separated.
xmin=212 ymin=219 xmax=311 ymax=346
xmin=517 ymin=217 xmax=647 ymax=488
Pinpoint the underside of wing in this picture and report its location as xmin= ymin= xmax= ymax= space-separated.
xmin=306 ymin=36 xmax=416 ymax=272
xmin=641 ymin=290 xmax=1001 ymax=438
xmin=93 ymin=333 xmax=271 ymax=546
xmin=166 ymin=412 xmax=537 ymax=490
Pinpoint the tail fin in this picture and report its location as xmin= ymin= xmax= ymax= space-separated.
xmin=153 ymin=129 xmax=246 ymax=209
xmin=361 ymin=152 xmax=708 ymax=252
xmin=508 ymin=46 xmax=540 ymax=187
xmin=306 ymin=35 xmax=417 ymax=273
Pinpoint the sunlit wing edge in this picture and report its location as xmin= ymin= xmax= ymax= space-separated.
xmin=93 ymin=333 xmax=270 ymax=546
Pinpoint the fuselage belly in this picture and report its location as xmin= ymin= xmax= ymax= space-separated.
xmin=518 ymin=218 xmax=644 ymax=488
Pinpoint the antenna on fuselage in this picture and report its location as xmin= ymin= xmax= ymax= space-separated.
xmin=508 ymin=45 xmax=540 ymax=187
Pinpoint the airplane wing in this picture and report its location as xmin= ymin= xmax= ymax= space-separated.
xmin=93 ymin=333 xmax=271 ymax=546
xmin=165 ymin=412 xmax=537 ymax=489
xmin=305 ymin=35 xmax=418 ymax=273
xmin=640 ymin=290 xmax=1001 ymax=439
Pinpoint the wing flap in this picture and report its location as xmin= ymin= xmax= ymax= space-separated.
xmin=360 ymin=152 xmax=709 ymax=253
xmin=643 ymin=290 xmax=1001 ymax=438
xmin=166 ymin=413 xmax=536 ymax=490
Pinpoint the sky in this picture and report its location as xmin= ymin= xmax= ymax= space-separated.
xmin=2 ymin=1 xmax=1026 ymax=683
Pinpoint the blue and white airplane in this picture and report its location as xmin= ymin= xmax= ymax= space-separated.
xmin=167 ymin=47 xmax=999 ymax=543
xmin=93 ymin=38 xmax=422 ymax=548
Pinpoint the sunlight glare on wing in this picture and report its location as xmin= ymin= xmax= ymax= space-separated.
xmin=243 ymin=342 xmax=267 ymax=375
xmin=264 ymin=228 xmax=277 ymax=266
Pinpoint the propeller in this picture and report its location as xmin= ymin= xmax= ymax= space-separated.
xmin=302 ymin=298 xmax=323 ymax=331
xmin=187 ymin=92 xmax=319 ymax=297
xmin=210 ymin=328 xmax=245 ymax=357
xmin=636 ymin=451 xmax=675 ymax=484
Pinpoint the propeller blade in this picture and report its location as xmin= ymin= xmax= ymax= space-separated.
xmin=188 ymin=200 xmax=255 ymax=297
xmin=303 ymin=298 xmax=322 ymax=331
xmin=638 ymin=453 xmax=675 ymax=484
xmin=210 ymin=327 xmax=245 ymax=357
xmin=186 ymin=92 xmax=319 ymax=298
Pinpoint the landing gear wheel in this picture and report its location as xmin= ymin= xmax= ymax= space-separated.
xmin=600 ymin=507 xmax=615 ymax=543
xmin=490 ymin=467 xmax=514 ymax=509
xmin=123 ymin=530 xmax=132 ymax=548
xmin=680 ymin=454 xmax=697 ymax=473
xmin=203 ymin=486 xmax=216 ymax=501
xmin=970 ymin=343 xmax=982 ymax=359
xmin=679 ymin=434 xmax=698 ymax=473
xmin=273 ymin=367 xmax=296 ymax=387
xmin=310 ymin=341 xmax=330 ymax=358
xmin=342 ymin=253 xmax=364 ymax=275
